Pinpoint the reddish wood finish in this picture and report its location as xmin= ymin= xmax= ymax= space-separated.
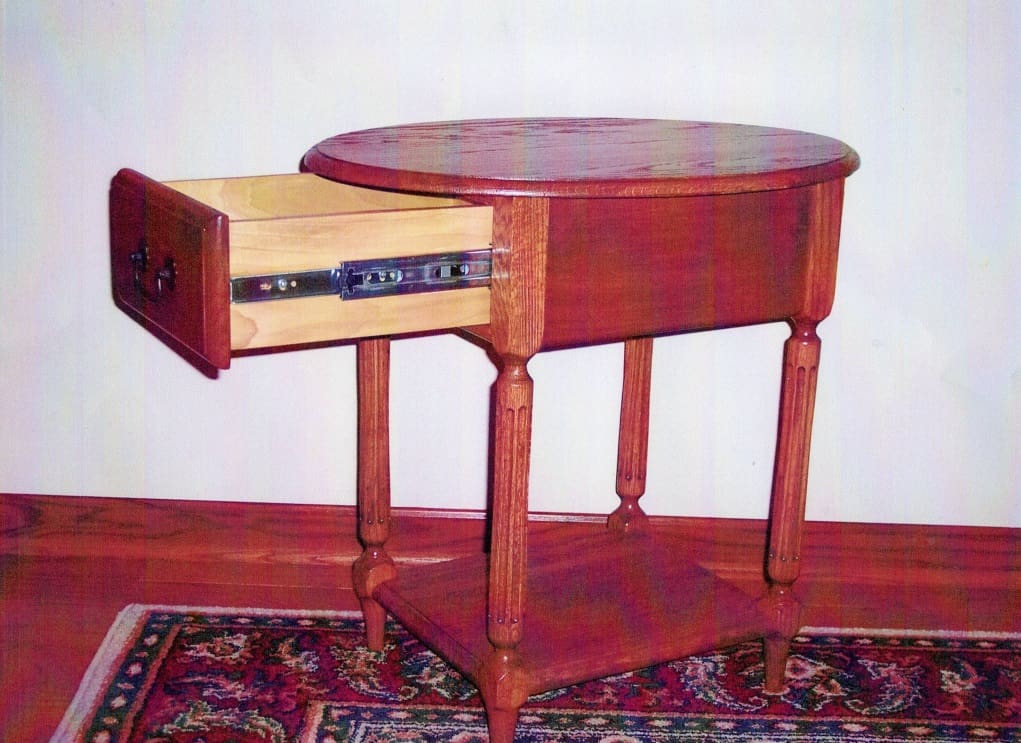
xmin=761 ymin=179 xmax=846 ymax=691
xmin=481 ymin=195 xmax=552 ymax=730
xmin=307 ymin=118 xmax=860 ymax=743
xmin=2 ymin=494 xmax=1019 ymax=743
xmin=353 ymin=337 xmax=395 ymax=651
xmin=4 ymin=495 xmax=1018 ymax=613
xmin=109 ymin=169 xmax=231 ymax=375
xmin=376 ymin=530 xmax=764 ymax=694
xmin=304 ymin=118 xmax=859 ymax=198
xmin=541 ymin=189 xmax=814 ymax=348
xmin=608 ymin=337 xmax=653 ymax=532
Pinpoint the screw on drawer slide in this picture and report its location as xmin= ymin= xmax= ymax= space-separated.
xmin=230 ymin=249 xmax=491 ymax=303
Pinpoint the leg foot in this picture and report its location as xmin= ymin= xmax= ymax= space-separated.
xmin=358 ymin=596 xmax=388 ymax=652
xmin=760 ymin=584 xmax=802 ymax=694
xmin=764 ymin=633 xmax=792 ymax=694
xmin=478 ymin=649 xmax=528 ymax=743
xmin=353 ymin=549 xmax=395 ymax=651
xmin=484 ymin=704 xmax=520 ymax=743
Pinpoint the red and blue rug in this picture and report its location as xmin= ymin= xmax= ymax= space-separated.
xmin=55 ymin=605 xmax=1021 ymax=742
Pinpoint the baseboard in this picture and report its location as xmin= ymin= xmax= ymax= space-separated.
xmin=3 ymin=493 xmax=1019 ymax=630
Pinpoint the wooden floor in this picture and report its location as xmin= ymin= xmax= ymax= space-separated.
xmin=3 ymin=493 xmax=1019 ymax=743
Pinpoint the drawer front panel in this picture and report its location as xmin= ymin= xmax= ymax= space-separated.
xmin=110 ymin=169 xmax=231 ymax=373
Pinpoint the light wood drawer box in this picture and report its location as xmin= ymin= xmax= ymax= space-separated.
xmin=109 ymin=170 xmax=493 ymax=375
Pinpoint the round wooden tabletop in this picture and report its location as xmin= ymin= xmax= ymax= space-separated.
xmin=303 ymin=118 xmax=859 ymax=199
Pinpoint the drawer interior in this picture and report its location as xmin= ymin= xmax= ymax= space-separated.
xmin=165 ymin=173 xmax=470 ymax=221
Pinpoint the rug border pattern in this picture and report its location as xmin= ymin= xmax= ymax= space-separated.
xmin=53 ymin=605 xmax=1021 ymax=743
xmin=52 ymin=605 xmax=364 ymax=743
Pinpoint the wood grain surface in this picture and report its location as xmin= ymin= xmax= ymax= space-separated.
xmin=304 ymin=118 xmax=860 ymax=197
xmin=2 ymin=493 xmax=1019 ymax=743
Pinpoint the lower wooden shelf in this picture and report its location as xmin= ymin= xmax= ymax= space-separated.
xmin=374 ymin=527 xmax=768 ymax=696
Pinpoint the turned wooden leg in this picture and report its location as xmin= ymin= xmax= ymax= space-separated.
xmin=608 ymin=337 xmax=653 ymax=533
xmin=352 ymin=337 xmax=396 ymax=651
xmin=479 ymin=354 xmax=533 ymax=743
xmin=763 ymin=319 xmax=821 ymax=692
xmin=478 ymin=195 xmax=549 ymax=741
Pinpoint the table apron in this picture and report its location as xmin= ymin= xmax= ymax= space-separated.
xmin=539 ymin=186 xmax=818 ymax=348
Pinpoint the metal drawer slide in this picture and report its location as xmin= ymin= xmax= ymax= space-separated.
xmin=230 ymin=249 xmax=492 ymax=303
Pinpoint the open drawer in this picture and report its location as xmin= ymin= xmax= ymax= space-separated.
xmin=110 ymin=170 xmax=493 ymax=375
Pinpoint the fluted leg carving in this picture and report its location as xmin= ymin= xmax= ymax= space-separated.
xmin=608 ymin=337 xmax=653 ymax=533
xmin=477 ymin=195 xmax=549 ymax=742
xmin=762 ymin=319 xmax=820 ymax=691
xmin=353 ymin=337 xmax=396 ymax=651
xmin=767 ymin=320 xmax=820 ymax=584
xmin=479 ymin=355 xmax=534 ymax=740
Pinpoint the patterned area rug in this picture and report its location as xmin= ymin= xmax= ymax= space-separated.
xmin=55 ymin=605 xmax=1021 ymax=742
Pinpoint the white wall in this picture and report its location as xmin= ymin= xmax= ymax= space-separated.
xmin=1 ymin=1 xmax=1018 ymax=526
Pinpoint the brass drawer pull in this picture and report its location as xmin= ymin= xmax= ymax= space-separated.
xmin=129 ymin=241 xmax=176 ymax=302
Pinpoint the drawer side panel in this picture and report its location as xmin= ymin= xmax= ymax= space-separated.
xmin=165 ymin=173 xmax=469 ymax=220
xmin=228 ymin=205 xmax=494 ymax=275
xmin=230 ymin=287 xmax=491 ymax=350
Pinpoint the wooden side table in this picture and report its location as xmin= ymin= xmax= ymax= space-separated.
xmin=304 ymin=118 xmax=860 ymax=742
